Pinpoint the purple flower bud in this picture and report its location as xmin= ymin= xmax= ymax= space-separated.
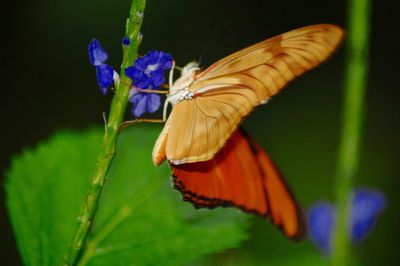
xmin=122 ymin=36 xmax=130 ymax=46
xmin=88 ymin=39 xmax=108 ymax=66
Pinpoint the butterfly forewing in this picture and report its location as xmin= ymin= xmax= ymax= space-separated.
xmin=152 ymin=24 xmax=344 ymax=166
xmin=196 ymin=24 xmax=343 ymax=81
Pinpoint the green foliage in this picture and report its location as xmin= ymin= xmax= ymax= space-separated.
xmin=5 ymin=125 xmax=250 ymax=266
xmin=203 ymin=218 xmax=331 ymax=266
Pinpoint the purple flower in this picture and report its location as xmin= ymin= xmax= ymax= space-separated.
xmin=96 ymin=64 xmax=114 ymax=95
xmin=126 ymin=50 xmax=173 ymax=117
xmin=88 ymin=39 xmax=116 ymax=95
xmin=307 ymin=202 xmax=336 ymax=256
xmin=125 ymin=50 xmax=173 ymax=89
xmin=351 ymin=188 xmax=386 ymax=244
xmin=308 ymin=187 xmax=386 ymax=255
xmin=129 ymin=89 xmax=161 ymax=117
xmin=88 ymin=39 xmax=108 ymax=66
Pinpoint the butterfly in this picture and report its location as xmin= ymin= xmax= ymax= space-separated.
xmin=152 ymin=24 xmax=344 ymax=239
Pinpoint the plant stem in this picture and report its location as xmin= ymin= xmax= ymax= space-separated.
xmin=332 ymin=0 xmax=371 ymax=265
xmin=63 ymin=1 xmax=147 ymax=265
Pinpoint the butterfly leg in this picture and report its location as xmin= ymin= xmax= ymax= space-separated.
xmin=119 ymin=118 xmax=165 ymax=132
xmin=168 ymin=60 xmax=185 ymax=88
xmin=162 ymin=98 xmax=170 ymax=122
xmin=169 ymin=60 xmax=176 ymax=89
xmin=133 ymin=87 xmax=169 ymax=94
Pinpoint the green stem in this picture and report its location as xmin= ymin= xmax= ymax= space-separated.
xmin=63 ymin=1 xmax=147 ymax=265
xmin=332 ymin=0 xmax=371 ymax=265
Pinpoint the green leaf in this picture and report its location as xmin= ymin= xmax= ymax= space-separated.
xmin=5 ymin=125 xmax=250 ymax=266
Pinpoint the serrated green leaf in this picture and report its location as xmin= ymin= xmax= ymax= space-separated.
xmin=5 ymin=125 xmax=250 ymax=266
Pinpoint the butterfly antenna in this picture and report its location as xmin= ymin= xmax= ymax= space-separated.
xmin=197 ymin=4 xmax=218 ymax=66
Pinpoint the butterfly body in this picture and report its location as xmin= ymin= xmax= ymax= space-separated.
xmin=166 ymin=62 xmax=200 ymax=105
xmin=152 ymin=24 xmax=344 ymax=239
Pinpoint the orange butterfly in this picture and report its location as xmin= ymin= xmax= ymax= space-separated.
xmin=152 ymin=24 xmax=344 ymax=239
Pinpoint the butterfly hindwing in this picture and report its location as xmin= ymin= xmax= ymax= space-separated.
xmin=171 ymin=130 xmax=305 ymax=239
xmin=246 ymin=132 xmax=306 ymax=239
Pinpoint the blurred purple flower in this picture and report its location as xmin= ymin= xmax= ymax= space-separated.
xmin=88 ymin=39 xmax=116 ymax=95
xmin=351 ymin=188 xmax=386 ymax=244
xmin=307 ymin=202 xmax=336 ymax=256
xmin=125 ymin=50 xmax=173 ymax=89
xmin=308 ymin=187 xmax=386 ymax=255
xmin=129 ymin=89 xmax=161 ymax=117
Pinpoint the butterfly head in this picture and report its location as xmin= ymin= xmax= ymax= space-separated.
xmin=181 ymin=61 xmax=201 ymax=77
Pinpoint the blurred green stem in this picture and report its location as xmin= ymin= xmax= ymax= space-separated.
xmin=332 ymin=0 xmax=371 ymax=265
xmin=63 ymin=0 xmax=147 ymax=265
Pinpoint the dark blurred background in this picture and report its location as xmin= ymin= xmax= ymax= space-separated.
xmin=1 ymin=0 xmax=399 ymax=265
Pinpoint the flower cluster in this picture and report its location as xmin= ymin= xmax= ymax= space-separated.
xmin=307 ymin=187 xmax=386 ymax=256
xmin=88 ymin=39 xmax=117 ymax=95
xmin=88 ymin=37 xmax=173 ymax=117
xmin=125 ymin=50 xmax=173 ymax=117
